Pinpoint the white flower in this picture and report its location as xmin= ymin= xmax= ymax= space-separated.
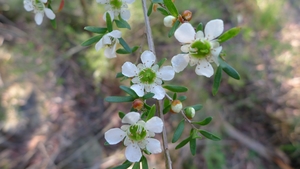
xmin=96 ymin=0 xmax=135 ymax=21
xmin=171 ymin=19 xmax=224 ymax=77
xmin=95 ymin=30 xmax=122 ymax=58
xmin=105 ymin=112 xmax=163 ymax=162
xmin=23 ymin=0 xmax=56 ymax=25
xmin=121 ymin=50 xmax=175 ymax=100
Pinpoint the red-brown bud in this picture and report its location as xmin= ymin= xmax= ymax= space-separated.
xmin=170 ymin=100 xmax=183 ymax=114
xmin=182 ymin=10 xmax=192 ymax=21
xmin=132 ymin=99 xmax=144 ymax=111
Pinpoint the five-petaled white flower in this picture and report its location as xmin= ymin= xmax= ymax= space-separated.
xmin=105 ymin=112 xmax=163 ymax=162
xmin=171 ymin=19 xmax=224 ymax=77
xmin=122 ymin=50 xmax=175 ymax=100
xmin=95 ymin=30 xmax=122 ymax=58
xmin=96 ymin=0 xmax=135 ymax=21
xmin=23 ymin=0 xmax=56 ymax=25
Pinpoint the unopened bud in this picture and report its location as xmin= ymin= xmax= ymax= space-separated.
xmin=163 ymin=15 xmax=177 ymax=27
xmin=178 ymin=15 xmax=185 ymax=23
xmin=132 ymin=99 xmax=144 ymax=111
xmin=171 ymin=100 xmax=183 ymax=114
xmin=185 ymin=107 xmax=195 ymax=119
xmin=153 ymin=4 xmax=158 ymax=12
xmin=182 ymin=10 xmax=192 ymax=21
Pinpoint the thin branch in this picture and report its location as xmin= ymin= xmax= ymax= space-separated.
xmin=141 ymin=0 xmax=172 ymax=168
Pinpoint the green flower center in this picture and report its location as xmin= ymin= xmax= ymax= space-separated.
xmin=110 ymin=0 xmax=123 ymax=9
xmin=127 ymin=125 xmax=147 ymax=141
xmin=190 ymin=40 xmax=211 ymax=59
xmin=34 ymin=0 xmax=45 ymax=11
xmin=139 ymin=68 xmax=156 ymax=84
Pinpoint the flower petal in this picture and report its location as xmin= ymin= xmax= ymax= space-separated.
xmin=174 ymin=23 xmax=196 ymax=43
xmin=44 ymin=8 xmax=55 ymax=20
xmin=141 ymin=50 xmax=156 ymax=68
xmin=34 ymin=13 xmax=44 ymax=25
xmin=181 ymin=44 xmax=190 ymax=53
xmin=102 ymin=34 xmax=112 ymax=45
xmin=150 ymin=85 xmax=165 ymax=100
xmin=104 ymin=44 xmax=117 ymax=58
xmin=108 ymin=30 xmax=122 ymax=38
xmin=125 ymin=143 xmax=142 ymax=162
xmin=145 ymin=116 xmax=163 ymax=133
xmin=95 ymin=39 xmax=104 ymax=51
xmin=41 ymin=0 xmax=47 ymax=3
xmin=132 ymin=77 xmax=140 ymax=83
xmin=196 ymin=31 xmax=204 ymax=39
xmin=146 ymin=138 xmax=162 ymax=154
xmin=104 ymin=128 xmax=126 ymax=144
xmin=121 ymin=9 xmax=131 ymax=21
xmin=157 ymin=66 xmax=175 ymax=81
xmin=96 ymin=0 xmax=109 ymax=4
xmin=131 ymin=84 xmax=145 ymax=97
xmin=122 ymin=112 xmax=140 ymax=124
xmin=204 ymin=19 xmax=224 ymax=41
xmin=122 ymin=62 xmax=139 ymax=77
xmin=195 ymin=59 xmax=214 ymax=77
xmin=24 ymin=3 xmax=34 ymax=11
xmin=210 ymin=46 xmax=222 ymax=66
xmin=171 ymin=54 xmax=189 ymax=73
xmin=103 ymin=11 xmax=114 ymax=22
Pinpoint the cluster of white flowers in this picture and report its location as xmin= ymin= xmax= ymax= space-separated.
xmin=96 ymin=0 xmax=135 ymax=21
xmin=23 ymin=0 xmax=55 ymax=25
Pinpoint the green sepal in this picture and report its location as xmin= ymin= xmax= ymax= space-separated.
xmin=189 ymin=138 xmax=197 ymax=156
xmin=219 ymin=58 xmax=240 ymax=80
xmin=120 ymin=85 xmax=139 ymax=98
xmin=106 ymin=13 xmax=113 ymax=32
xmin=198 ymin=130 xmax=221 ymax=141
xmin=104 ymin=141 xmax=110 ymax=146
xmin=157 ymin=7 xmax=170 ymax=16
xmin=178 ymin=95 xmax=187 ymax=101
xmin=212 ymin=66 xmax=222 ymax=96
xmin=175 ymin=136 xmax=192 ymax=149
xmin=157 ymin=58 xmax=167 ymax=68
xmin=118 ymin=38 xmax=132 ymax=53
xmin=196 ymin=22 xmax=203 ymax=32
xmin=112 ymin=160 xmax=132 ymax=169
xmin=132 ymin=162 xmax=140 ymax=169
xmin=141 ymin=156 xmax=149 ymax=169
xmin=118 ymin=111 xmax=126 ymax=119
xmin=116 ymin=72 xmax=124 ymax=78
xmin=192 ymin=117 xmax=213 ymax=126
xmin=163 ymin=84 xmax=188 ymax=92
xmin=163 ymin=0 xmax=178 ymax=17
xmin=147 ymin=2 xmax=153 ymax=16
xmin=105 ymin=96 xmax=135 ymax=102
xmin=168 ymin=20 xmax=180 ymax=37
xmin=84 ymin=26 xmax=107 ymax=34
xmin=81 ymin=35 xmax=103 ymax=46
xmin=218 ymin=27 xmax=241 ymax=43
xmin=143 ymin=92 xmax=155 ymax=99
xmin=146 ymin=105 xmax=156 ymax=121
xmin=172 ymin=119 xmax=185 ymax=143
xmin=115 ymin=17 xmax=131 ymax=30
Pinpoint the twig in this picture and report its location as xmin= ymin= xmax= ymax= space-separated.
xmin=141 ymin=0 xmax=172 ymax=168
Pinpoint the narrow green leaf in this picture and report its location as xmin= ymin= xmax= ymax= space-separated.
xmin=218 ymin=27 xmax=241 ymax=43
xmin=192 ymin=117 xmax=213 ymax=126
xmin=132 ymin=162 xmax=140 ymax=169
xmin=178 ymin=95 xmax=187 ymax=101
xmin=190 ymin=104 xmax=203 ymax=111
xmin=120 ymin=85 xmax=138 ymax=98
xmin=112 ymin=160 xmax=132 ymax=169
xmin=115 ymin=19 xmax=131 ymax=30
xmin=116 ymin=72 xmax=124 ymax=78
xmin=168 ymin=20 xmax=180 ymax=37
xmin=146 ymin=105 xmax=156 ymax=121
xmin=163 ymin=104 xmax=171 ymax=114
xmin=172 ymin=119 xmax=185 ymax=143
xmin=84 ymin=26 xmax=107 ymax=34
xmin=147 ymin=2 xmax=153 ymax=16
xmin=163 ymin=84 xmax=188 ymax=92
xmin=118 ymin=38 xmax=132 ymax=53
xmin=175 ymin=136 xmax=192 ymax=149
xmin=196 ymin=22 xmax=203 ymax=32
xmin=143 ymin=93 xmax=155 ymax=99
xmin=132 ymin=46 xmax=139 ymax=53
xmin=172 ymin=93 xmax=177 ymax=100
xmin=50 ymin=19 xmax=57 ymax=29
xmin=152 ymin=0 xmax=163 ymax=3
xmin=157 ymin=58 xmax=167 ymax=68
xmin=163 ymin=0 xmax=178 ymax=17
xmin=219 ymin=58 xmax=240 ymax=80
xmin=81 ymin=35 xmax=103 ymax=46
xmin=105 ymin=96 xmax=135 ymax=102
xmin=118 ymin=111 xmax=125 ymax=119
xmin=199 ymin=130 xmax=221 ymax=141
xmin=212 ymin=66 xmax=222 ymax=96
xmin=141 ymin=156 xmax=149 ymax=169
xmin=189 ymin=138 xmax=196 ymax=156
xmin=106 ymin=13 xmax=113 ymax=32
xmin=157 ymin=7 xmax=170 ymax=16
xmin=116 ymin=48 xmax=130 ymax=54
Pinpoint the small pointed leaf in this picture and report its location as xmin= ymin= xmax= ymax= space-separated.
xmin=199 ymin=130 xmax=221 ymax=141
xmin=84 ymin=26 xmax=107 ymax=34
xmin=172 ymin=119 xmax=185 ymax=143
xmin=163 ymin=85 xmax=188 ymax=92
xmin=189 ymin=138 xmax=196 ymax=156
xmin=192 ymin=117 xmax=213 ymax=126
xmin=218 ymin=27 xmax=241 ymax=43
xmin=163 ymin=0 xmax=178 ymax=17
xmin=168 ymin=20 xmax=180 ymax=37
xmin=212 ymin=66 xmax=222 ymax=96
xmin=81 ymin=35 xmax=103 ymax=46
xmin=175 ymin=136 xmax=192 ymax=149
xmin=120 ymin=85 xmax=139 ymax=98
xmin=105 ymin=96 xmax=135 ymax=102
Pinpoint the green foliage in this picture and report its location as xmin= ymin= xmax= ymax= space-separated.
xmin=141 ymin=156 xmax=149 ymax=169
xmin=105 ymin=96 xmax=135 ymax=102
xmin=84 ymin=26 xmax=107 ymax=34
xmin=163 ymin=0 xmax=179 ymax=17
xmin=157 ymin=7 xmax=170 ymax=16
xmin=219 ymin=58 xmax=240 ymax=80
xmin=120 ymin=85 xmax=139 ymax=98
xmin=168 ymin=20 xmax=180 ymax=37
xmin=132 ymin=162 xmax=140 ymax=169
xmin=218 ymin=27 xmax=241 ymax=43
xmin=178 ymin=95 xmax=187 ymax=101
xmin=172 ymin=119 xmax=185 ymax=143
xmin=196 ymin=22 xmax=203 ymax=32
xmin=147 ymin=2 xmax=153 ymax=16
xmin=118 ymin=111 xmax=125 ymax=119
xmin=192 ymin=117 xmax=213 ymax=126
xmin=118 ymin=38 xmax=132 ymax=53
xmin=142 ymin=93 xmax=155 ymax=99
xmin=189 ymin=138 xmax=197 ymax=156
xmin=115 ymin=17 xmax=131 ymax=30
xmin=81 ymin=35 xmax=103 ymax=46
xmin=157 ymin=58 xmax=167 ymax=68
xmin=146 ymin=105 xmax=156 ymax=121
xmin=112 ymin=160 xmax=132 ymax=169
xmin=189 ymin=104 xmax=203 ymax=111
xmin=106 ymin=13 xmax=113 ymax=32
xmin=212 ymin=66 xmax=222 ymax=96
xmin=198 ymin=130 xmax=221 ymax=141
xmin=175 ymin=136 xmax=192 ymax=149
xmin=163 ymin=84 xmax=188 ymax=92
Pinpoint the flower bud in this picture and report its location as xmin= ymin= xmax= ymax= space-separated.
xmin=163 ymin=15 xmax=176 ymax=27
xmin=170 ymin=100 xmax=183 ymax=114
xmin=182 ymin=10 xmax=192 ymax=21
xmin=184 ymin=107 xmax=195 ymax=119
xmin=132 ymin=99 xmax=144 ymax=111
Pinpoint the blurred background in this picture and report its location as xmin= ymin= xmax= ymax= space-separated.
xmin=0 ymin=0 xmax=300 ymax=168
